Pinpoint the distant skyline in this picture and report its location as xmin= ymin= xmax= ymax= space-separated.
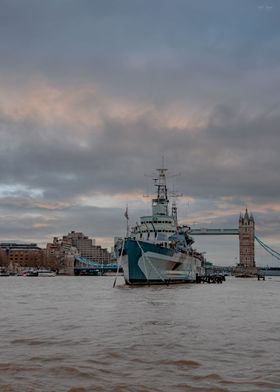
xmin=1 ymin=0 xmax=280 ymax=266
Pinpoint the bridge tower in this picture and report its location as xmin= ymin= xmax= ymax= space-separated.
xmin=239 ymin=209 xmax=255 ymax=267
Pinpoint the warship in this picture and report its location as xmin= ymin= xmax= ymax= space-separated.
xmin=115 ymin=166 xmax=205 ymax=285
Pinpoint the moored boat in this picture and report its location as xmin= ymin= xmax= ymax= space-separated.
xmin=115 ymin=166 xmax=205 ymax=285
xmin=37 ymin=269 xmax=56 ymax=277
xmin=0 ymin=268 xmax=9 ymax=276
xmin=20 ymin=269 xmax=38 ymax=277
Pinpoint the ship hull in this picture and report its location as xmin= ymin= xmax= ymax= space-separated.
xmin=122 ymin=238 xmax=203 ymax=285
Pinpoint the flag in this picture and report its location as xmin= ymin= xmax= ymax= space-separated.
xmin=124 ymin=206 xmax=129 ymax=220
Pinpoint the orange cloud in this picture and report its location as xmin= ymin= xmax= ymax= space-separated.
xmin=0 ymin=78 xmax=205 ymax=133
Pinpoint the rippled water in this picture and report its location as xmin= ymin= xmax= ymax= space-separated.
xmin=0 ymin=276 xmax=280 ymax=392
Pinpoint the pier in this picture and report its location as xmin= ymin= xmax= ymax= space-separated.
xmin=196 ymin=274 xmax=225 ymax=284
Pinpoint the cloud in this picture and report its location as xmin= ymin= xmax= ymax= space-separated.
xmin=0 ymin=1 xmax=280 ymax=265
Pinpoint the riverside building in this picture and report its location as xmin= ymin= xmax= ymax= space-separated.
xmin=46 ymin=236 xmax=79 ymax=275
xmin=47 ymin=231 xmax=112 ymax=265
xmin=0 ymin=242 xmax=43 ymax=271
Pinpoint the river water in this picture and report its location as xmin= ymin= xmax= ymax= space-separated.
xmin=0 ymin=276 xmax=279 ymax=392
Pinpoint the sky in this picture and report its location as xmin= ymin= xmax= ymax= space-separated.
xmin=0 ymin=0 xmax=280 ymax=266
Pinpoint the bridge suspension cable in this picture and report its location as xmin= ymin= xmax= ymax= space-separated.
xmin=255 ymin=236 xmax=280 ymax=262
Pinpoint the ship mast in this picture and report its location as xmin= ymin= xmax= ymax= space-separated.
xmin=156 ymin=168 xmax=168 ymax=202
xmin=152 ymin=166 xmax=169 ymax=216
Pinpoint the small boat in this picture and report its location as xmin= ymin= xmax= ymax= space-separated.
xmin=20 ymin=269 xmax=38 ymax=277
xmin=0 ymin=268 xmax=9 ymax=276
xmin=37 ymin=269 xmax=56 ymax=277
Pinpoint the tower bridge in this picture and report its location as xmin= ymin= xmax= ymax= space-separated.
xmin=189 ymin=208 xmax=256 ymax=269
xmin=189 ymin=228 xmax=239 ymax=236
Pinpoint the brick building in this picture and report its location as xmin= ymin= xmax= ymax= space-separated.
xmin=0 ymin=242 xmax=44 ymax=271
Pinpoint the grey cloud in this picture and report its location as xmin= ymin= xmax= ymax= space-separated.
xmin=1 ymin=102 xmax=280 ymax=205
xmin=0 ymin=0 xmax=280 ymax=262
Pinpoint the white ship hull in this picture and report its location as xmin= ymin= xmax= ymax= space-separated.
xmin=38 ymin=271 xmax=56 ymax=277
xmin=122 ymin=238 xmax=204 ymax=285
